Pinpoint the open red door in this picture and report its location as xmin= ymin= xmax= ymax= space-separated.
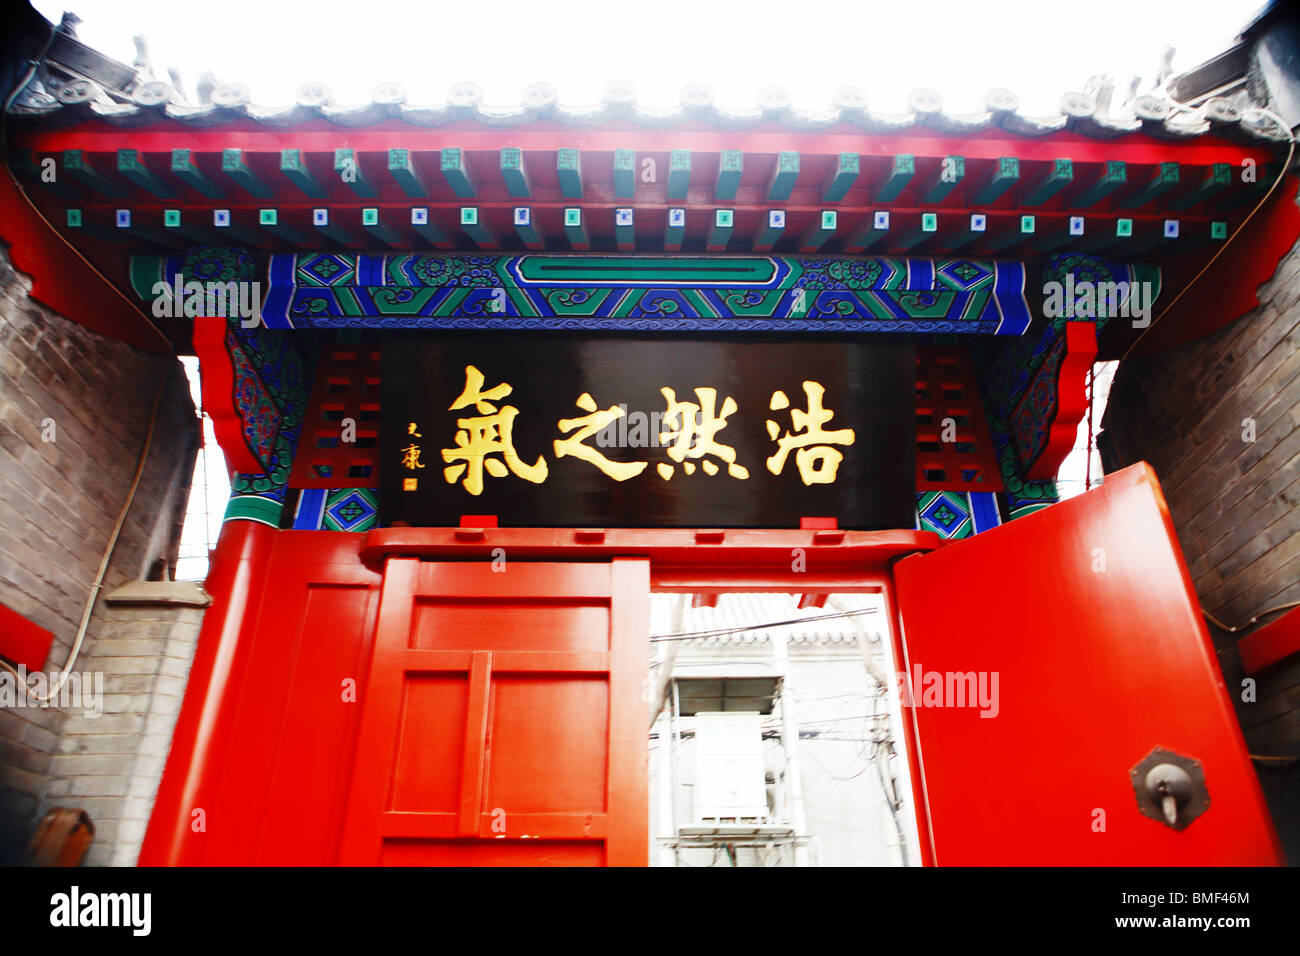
xmin=893 ymin=463 xmax=1282 ymax=865
xmin=339 ymin=557 xmax=649 ymax=866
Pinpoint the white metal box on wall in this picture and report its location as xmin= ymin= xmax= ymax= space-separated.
xmin=693 ymin=712 xmax=767 ymax=821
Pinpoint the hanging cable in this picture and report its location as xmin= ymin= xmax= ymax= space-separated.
xmin=0 ymin=363 xmax=173 ymax=701
xmin=1120 ymin=102 xmax=1296 ymax=363
xmin=649 ymin=606 xmax=878 ymax=642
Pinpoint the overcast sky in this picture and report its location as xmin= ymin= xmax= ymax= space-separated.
xmin=35 ymin=0 xmax=1265 ymax=116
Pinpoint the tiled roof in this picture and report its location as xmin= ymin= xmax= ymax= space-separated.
xmin=11 ymin=75 xmax=1288 ymax=144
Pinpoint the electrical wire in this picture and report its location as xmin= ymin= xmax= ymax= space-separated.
xmin=0 ymin=363 xmax=173 ymax=701
xmin=1119 ymin=101 xmax=1296 ymax=363
xmin=0 ymin=30 xmax=177 ymax=700
xmin=1203 ymin=600 xmax=1300 ymax=634
xmin=650 ymin=606 xmax=878 ymax=642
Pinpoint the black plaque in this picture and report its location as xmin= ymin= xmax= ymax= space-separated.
xmin=380 ymin=334 xmax=915 ymax=529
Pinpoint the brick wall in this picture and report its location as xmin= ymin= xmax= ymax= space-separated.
xmin=0 ymin=244 xmax=201 ymax=864
xmin=41 ymin=599 xmax=204 ymax=866
xmin=1102 ymin=192 xmax=1300 ymax=861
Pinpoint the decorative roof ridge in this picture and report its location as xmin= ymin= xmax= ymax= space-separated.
xmin=10 ymin=77 xmax=1288 ymax=144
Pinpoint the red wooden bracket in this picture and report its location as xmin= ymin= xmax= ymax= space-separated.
xmin=1238 ymin=607 xmax=1300 ymax=674
xmin=800 ymin=517 xmax=839 ymax=530
xmin=0 ymin=602 xmax=55 ymax=672
xmin=459 ymin=515 xmax=499 ymax=528
xmin=192 ymin=315 xmax=262 ymax=474
xmin=1026 ymin=322 xmax=1098 ymax=480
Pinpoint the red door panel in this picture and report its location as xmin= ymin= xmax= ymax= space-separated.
xmin=893 ymin=463 xmax=1282 ymax=865
xmin=339 ymin=558 xmax=649 ymax=866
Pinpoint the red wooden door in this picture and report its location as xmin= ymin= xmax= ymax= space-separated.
xmin=339 ymin=557 xmax=649 ymax=866
xmin=893 ymin=463 xmax=1282 ymax=865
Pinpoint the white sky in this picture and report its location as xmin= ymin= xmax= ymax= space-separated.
xmin=35 ymin=0 xmax=1264 ymax=116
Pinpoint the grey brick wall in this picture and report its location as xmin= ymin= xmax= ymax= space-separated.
xmin=0 ymin=244 xmax=201 ymax=864
xmin=1102 ymin=190 xmax=1300 ymax=861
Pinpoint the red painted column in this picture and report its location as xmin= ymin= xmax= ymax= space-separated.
xmin=138 ymin=520 xmax=274 ymax=865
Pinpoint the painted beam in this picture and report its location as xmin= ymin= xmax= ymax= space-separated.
xmin=63 ymin=208 xmax=119 ymax=241
xmin=1074 ymin=216 xmax=1132 ymax=253
xmin=1218 ymin=165 xmax=1277 ymax=212
xmin=210 ymin=208 xmax=261 ymax=244
xmin=11 ymin=152 xmax=77 ymax=199
xmin=563 ymin=207 xmax=588 ymax=250
xmin=707 ymin=209 xmax=734 ymax=251
xmin=258 ymin=208 xmax=308 ymax=245
xmin=388 ymin=148 xmax=429 ymax=198
xmin=768 ymin=151 xmax=800 ymax=202
xmin=614 ymin=207 xmax=635 ymax=251
xmin=170 ymin=148 xmax=223 ymax=198
xmin=211 ymin=208 xmax=262 ymax=244
xmin=940 ymin=212 xmax=988 ymax=252
xmin=162 ymin=208 xmax=211 ymax=243
xmin=754 ymin=209 xmax=785 ymax=252
xmin=441 ymin=148 xmax=477 ymax=198
xmin=280 ymin=148 xmax=327 ymax=199
xmin=409 ymin=207 xmax=447 ymax=245
xmin=361 ymin=207 xmax=400 ymax=245
xmin=112 ymin=208 xmax=168 ymax=245
xmin=668 ymin=150 xmax=692 ymax=200
xmin=874 ymin=154 xmax=914 ymax=203
xmin=823 ymin=152 xmax=860 ymax=202
xmin=846 ymin=210 xmax=890 ymax=252
xmin=513 ymin=206 xmax=545 ymax=249
xmin=220 ymin=148 xmax=271 ymax=198
xmin=664 ymin=207 xmax=686 ymax=251
xmin=460 ymin=206 xmax=493 ymax=245
xmin=1022 ymin=159 xmax=1073 ymax=206
xmin=1168 ymin=163 xmax=1231 ymax=210
xmin=1120 ymin=162 xmax=1179 ymax=208
xmin=716 ymin=150 xmax=743 ymax=201
xmin=921 ymin=156 xmax=964 ymax=204
xmin=971 ymin=157 xmax=1019 ymax=205
xmin=335 ymin=147 xmax=377 ymax=198
xmin=894 ymin=212 xmax=938 ymax=251
xmin=556 ymin=148 xmax=582 ymax=198
xmin=613 ymin=148 xmax=636 ymax=199
xmin=984 ymin=214 xmax=1035 ymax=252
xmin=116 ymin=149 xmax=176 ymax=199
xmin=63 ymin=149 xmax=126 ymax=198
xmin=500 ymin=147 xmax=530 ymax=198
xmin=800 ymin=210 xmax=838 ymax=251
xmin=1036 ymin=215 xmax=1087 ymax=252
xmin=311 ymin=207 xmax=355 ymax=244
xmin=1074 ymin=160 xmax=1126 ymax=208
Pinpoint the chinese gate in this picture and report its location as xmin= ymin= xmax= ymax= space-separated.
xmin=138 ymin=464 xmax=1281 ymax=866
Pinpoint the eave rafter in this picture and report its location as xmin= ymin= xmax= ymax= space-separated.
xmin=10 ymin=123 xmax=1278 ymax=260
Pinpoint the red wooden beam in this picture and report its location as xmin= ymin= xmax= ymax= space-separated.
xmin=192 ymin=315 xmax=263 ymax=474
xmin=0 ymin=602 xmax=55 ymax=672
xmin=1238 ymin=606 xmax=1300 ymax=674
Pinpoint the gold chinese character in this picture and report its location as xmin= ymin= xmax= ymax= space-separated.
xmin=656 ymin=386 xmax=749 ymax=480
xmin=407 ymin=422 xmax=422 ymax=438
xmin=401 ymin=443 xmax=426 ymax=470
xmin=765 ymin=381 xmax=855 ymax=485
xmin=441 ymin=365 xmax=548 ymax=495
xmin=554 ymin=393 xmax=648 ymax=481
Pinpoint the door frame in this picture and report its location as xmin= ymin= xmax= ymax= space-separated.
xmin=360 ymin=525 xmax=942 ymax=864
